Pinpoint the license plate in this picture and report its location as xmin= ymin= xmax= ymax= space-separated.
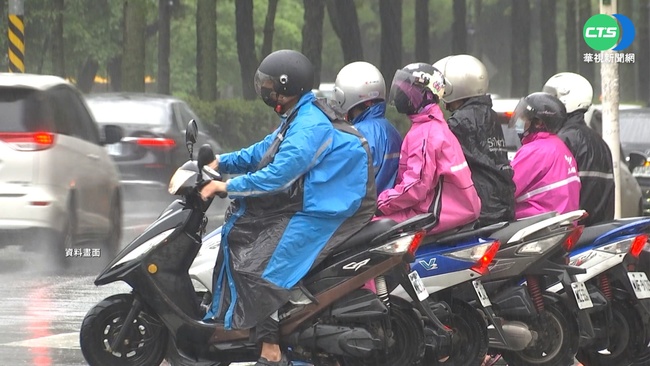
xmin=106 ymin=143 xmax=122 ymax=156
xmin=408 ymin=270 xmax=429 ymax=301
xmin=628 ymin=272 xmax=650 ymax=299
xmin=473 ymin=280 xmax=492 ymax=307
xmin=571 ymin=282 xmax=594 ymax=309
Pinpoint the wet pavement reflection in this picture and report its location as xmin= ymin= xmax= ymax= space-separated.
xmin=0 ymin=194 xmax=228 ymax=365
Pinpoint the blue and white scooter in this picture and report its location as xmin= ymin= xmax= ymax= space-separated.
xmin=545 ymin=217 xmax=650 ymax=366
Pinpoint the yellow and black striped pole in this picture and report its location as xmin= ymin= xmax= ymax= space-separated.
xmin=8 ymin=0 xmax=25 ymax=73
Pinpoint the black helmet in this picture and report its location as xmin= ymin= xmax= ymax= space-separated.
xmin=388 ymin=63 xmax=446 ymax=115
xmin=509 ymin=92 xmax=567 ymax=136
xmin=254 ymin=50 xmax=315 ymax=105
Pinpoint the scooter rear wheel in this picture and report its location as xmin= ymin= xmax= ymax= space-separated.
xmin=80 ymin=293 xmax=168 ymax=366
xmin=339 ymin=299 xmax=425 ymax=366
xmin=500 ymin=301 xmax=579 ymax=366
xmin=424 ymin=299 xmax=488 ymax=365
xmin=576 ymin=299 xmax=646 ymax=366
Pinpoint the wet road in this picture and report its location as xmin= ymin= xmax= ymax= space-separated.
xmin=0 ymin=194 xmax=229 ymax=366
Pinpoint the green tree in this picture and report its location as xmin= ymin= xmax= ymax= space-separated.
xmin=414 ymin=0 xmax=430 ymax=62
xmin=158 ymin=0 xmax=172 ymax=94
xmin=511 ymin=0 xmax=530 ymax=96
xmin=452 ymin=0 xmax=467 ymax=54
xmin=235 ymin=0 xmax=258 ymax=100
xmin=196 ymin=0 xmax=217 ymax=100
xmin=379 ymin=0 xmax=402 ymax=81
xmin=261 ymin=0 xmax=279 ymax=59
xmin=51 ymin=0 xmax=65 ymax=77
xmin=540 ymin=0 xmax=557 ymax=82
xmin=122 ymin=0 xmax=147 ymax=92
xmin=302 ymin=0 xmax=325 ymax=87
xmin=327 ymin=0 xmax=363 ymax=63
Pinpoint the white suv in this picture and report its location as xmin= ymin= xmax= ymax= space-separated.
xmin=0 ymin=73 xmax=122 ymax=265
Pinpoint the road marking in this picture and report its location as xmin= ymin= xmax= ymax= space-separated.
xmin=2 ymin=332 xmax=79 ymax=349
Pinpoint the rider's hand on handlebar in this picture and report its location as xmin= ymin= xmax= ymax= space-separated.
xmin=199 ymin=180 xmax=227 ymax=201
xmin=208 ymin=155 xmax=219 ymax=171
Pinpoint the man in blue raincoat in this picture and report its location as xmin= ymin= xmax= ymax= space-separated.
xmin=199 ymin=50 xmax=376 ymax=366
xmin=333 ymin=61 xmax=403 ymax=194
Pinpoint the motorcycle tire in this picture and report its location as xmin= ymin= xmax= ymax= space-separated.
xmin=500 ymin=300 xmax=579 ymax=366
xmin=576 ymin=299 xmax=646 ymax=366
xmin=423 ymin=299 xmax=488 ymax=366
xmin=80 ymin=293 xmax=168 ymax=366
xmin=339 ymin=297 xmax=425 ymax=366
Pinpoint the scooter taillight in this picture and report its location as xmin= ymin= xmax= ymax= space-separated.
xmin=407 ymin=231 xmax=426 ymax=256
xmin=563 ymin=225 xmax=584 ymax=252
xmin=472 ymin=241 xmax=500 ymax=275
xmin=630 ymin=234 xmax=649 ymax=258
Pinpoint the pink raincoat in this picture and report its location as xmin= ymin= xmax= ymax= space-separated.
xmin=511 ymin=132 xmax=581 ymax=219
xmin=376 ymin=104 xmax=481 ymax=234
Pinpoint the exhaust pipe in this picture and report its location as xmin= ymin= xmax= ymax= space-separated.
xmin=489 ymin=320 xmax=536 ymax=351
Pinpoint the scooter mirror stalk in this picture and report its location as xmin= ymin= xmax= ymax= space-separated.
xmin=185 ymin=119 xmax=198 ymax=159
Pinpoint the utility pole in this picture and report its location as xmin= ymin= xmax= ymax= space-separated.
xmin=8 ymin=0 xmax=25 ymax=73
xmin=600 ymin=0 xmax=621 ymax=218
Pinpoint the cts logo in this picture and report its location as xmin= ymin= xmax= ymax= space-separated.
xmin=583 ymin=14 xmax=635 ymax=51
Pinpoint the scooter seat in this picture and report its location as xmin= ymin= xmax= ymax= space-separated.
xmin=332 ymin=219 xmax=398 ymax=254
xmin=421 ymin=220 xmax=509 ymax=246
xmin=490 ymin=212 xmax=558 ymax=246
xmin=573 ymin=222 xmax=626 ymax=250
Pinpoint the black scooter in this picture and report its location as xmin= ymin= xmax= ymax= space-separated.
xmin=79 ymin=120 xmax=445 ymax=366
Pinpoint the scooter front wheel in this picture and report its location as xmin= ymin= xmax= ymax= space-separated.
xmin=80 ymin=293 xmax=168 ymax=366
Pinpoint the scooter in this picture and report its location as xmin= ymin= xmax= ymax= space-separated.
xmin=552 ymin=217 xmax=650 ymax=366
xmin=192 ymin=206 xmax=506 ymax=365
xmin=451 ymin=210 xmax=590 ymax=366
xmin=79 ymin=121 xmax=443 ymax=366
xmin=549 ymin=218 xmax=650 ymax=366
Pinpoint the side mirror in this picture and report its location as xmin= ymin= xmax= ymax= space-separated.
xmin=628 ymin=151 xmax=648 ymax=172
xmin=102 ymin=125 xmax=123 ymax=145
xmin=197 ymin=144 xmax=215 ymax=173
xmin=185 ymin=119 xmax=198 ymax=159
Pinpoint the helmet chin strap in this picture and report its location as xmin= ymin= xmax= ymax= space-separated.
xmin=275 ymin=104 xmax=283 ymax=114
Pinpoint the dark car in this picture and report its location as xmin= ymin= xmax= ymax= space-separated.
xmin=84 ymin=93 xmax=222 ymax=195
xmin=618 ymin=108 xmax=650 ymax=215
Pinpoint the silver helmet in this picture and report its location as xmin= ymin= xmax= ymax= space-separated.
xmin=432 ymin=54 xmax=489 ymax=104
xmin=542 ymin=72 xmax=593 ymax=114
xmin=334 ymin=61 xmax=386 ymax=112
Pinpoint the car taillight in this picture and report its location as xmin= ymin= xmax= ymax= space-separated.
xmin=630 ymin=234 xmax=649 ymax=258
xmin=504 ymin=111 xmax=514 ymax=118
xmin=563 ymin=225 xmax=584 ymax=252
xmin=472 ymin=241 xmax=500 ymax=275
xmin=135 ymin=137 xmax=176 ymax=149
xmin=0 ymin=132 xmax=55 ymax=151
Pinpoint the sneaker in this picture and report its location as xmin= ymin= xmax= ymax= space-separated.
xmin=255 ymin=354 xmax=291 ymax=366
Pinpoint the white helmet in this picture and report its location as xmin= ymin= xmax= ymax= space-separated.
xmin=432 ymin=54 xmax=489 ymax=103
xmin=334 ymin=61 xmax=386 ymax=112
xmin=542 ymin=72 xmax=593 ymax=113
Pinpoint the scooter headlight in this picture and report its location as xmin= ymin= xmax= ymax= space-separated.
xmin=113 ymin=228 xmax=176 ymax=267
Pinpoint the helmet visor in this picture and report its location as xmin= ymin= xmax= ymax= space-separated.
xmin=388 ymin=69 xmax=426 ymax=113
xmin=508 ymin=98 xmax=535 ymax=134
xmin=254 ymin=70 xmax=279 ymax=98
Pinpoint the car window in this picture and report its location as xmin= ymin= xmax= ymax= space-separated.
xmin=86 ymin=99 xmax=169 ymax=126
xmin=178 ymin=102 xmax=202 ymax=130
xmin=0 ymin=87 xmax=55 ymax=132
xmin=48 ymin=87 xmax=99 ymax=144
xmin=68 ymin=90 xmax=100 ymax=144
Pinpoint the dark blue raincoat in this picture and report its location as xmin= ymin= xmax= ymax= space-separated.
xmin=351 ymin=102 xmax=403 ymax=194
